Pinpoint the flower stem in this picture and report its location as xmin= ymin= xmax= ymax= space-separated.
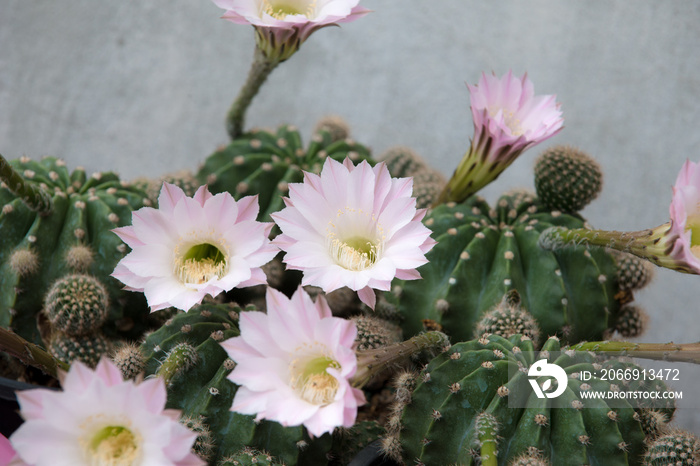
xmin=0 ymin=327 xmax=69 ymax=378
xmin=538 ymin=224 xmax=684 ymax=270
xmin=352 ymin=331 xmax=449 ymax=388
xmin=0 ymin=153 xmax=52 ymax=214
xmin=226 ymin=45 xmax=280 ymax=140
xmin=571 ymin=340 xmax=700 ymax=364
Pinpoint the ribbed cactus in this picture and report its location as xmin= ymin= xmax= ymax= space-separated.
xmin=140 ymin=301 xmax=333 ymax=465
xmin=43 ymin=273 xmax=109 ymax=336
xmin=0 ymin=156 xmax=150 ymax=344
xmin=197 ymin=124 xmax=373 ymax=221
xmin=384 ymin=334 xmax=673 ymax=465
xmin=390 ymin=190 xmax=627 ymax=344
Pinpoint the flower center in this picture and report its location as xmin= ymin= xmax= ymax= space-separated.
xmin=87 ymin=425 xmax=140 ymax=466
xmin=176 ymin=242 xmax=227 ymax=285
xmin=291 ymin=355 xmax=341 ymax=406
xmin=687 ymin=212 xmax=700 ymax=257
xmin=262 ymin=0 xmax=317 ymax=19
xmin=489 ymin=107 xmax=523 ymax=136
xmin=329 ymin=235 xmax=381 ymax=271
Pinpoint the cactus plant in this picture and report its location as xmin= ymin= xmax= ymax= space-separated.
xmin=0 ymin=155 xmax=150 ymax=345
xmin=140 ymin=301 xmax=333 ymax=465
xmin=379 ymin=146 xmax=446 ymax=209
xmin=197 ymin=124 xmax=373 ymax=222
xmin=384 ymin=334 xmax=674 ymax=465
xmin=390 ymin=190 xmax=628 ymax=344
xmin=534 ymin=145 xmax=603 ymax=213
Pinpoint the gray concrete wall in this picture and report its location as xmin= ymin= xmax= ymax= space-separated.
xmin=2 ymin=1 xmax=700 ymax=432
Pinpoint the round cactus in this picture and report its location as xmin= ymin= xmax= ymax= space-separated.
xmin=48 ymin=331 xmax=111 ymax=367
xmin=0 ymin=156 xmax=150 ymax=344
xmin=196 ymin=124 xmax=373 ymax=221
xmin=384 ymin=334 xmax=671 ymax=465
xmin=140 ymin=301 xmax=333 ymax=465
xmin=43 ymin=273 xmax=109 ymax=336
xmin=313 ymin=115 xmax=351 ymax=143
xmin=390 ymin=191 xmax=627 ymax=344
xmin=613 ymin=251 xmax=655 ymax=292
xmin=475 ymin=292 xmax=541 ymax=343
xmin=613 ymin=304 xmax=648 ymax=338
xmin=351 ymin=315 xmax=401 ymax=351
xmin=110 ymin=341 xmax=147 ymax=380
xmin=534 ymin=145 xmax=603 ymax=212
xmin=644 ymin=429 xmax=700 ymax=466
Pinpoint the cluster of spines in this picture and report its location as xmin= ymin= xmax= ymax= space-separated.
xmin=48 ymin=332 xmax=111 ymax=368
xmin=613 ymin=304 xmax=649 ymax=338
xmin=643 ymin=429 xmax=700 ymax=465
xmin=534 ymin=145 xmax=603 ymax=212
xmin=110 ymin=342 xmax=147 ymax=380
xmin=613 ymin=250 xmax=655 ymax=292
xmin=180 ymin=415 xmax=216 ymax=463
xmin=218 ymin=447 xmax=285 ymax=466
xmin=475 ymin=293 xmax=541 ymax=344
xmin=43 ymin=274 xmax=109 ymax=336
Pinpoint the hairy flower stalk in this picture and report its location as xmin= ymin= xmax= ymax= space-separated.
xmin=213 ymin=0 xmax=369 ymax=139
xmin=0 ymin=153 xmax=52 ymax=214
xmin=540 ymin=160 xmax=700 ymax=274
xmin=435 ymin=71 xmax=563 ymax=205
xmin=351 ymin=331 xmax=449 ymax=388
xmin=0 ymin=327 xmax=69 ymax=378
xmin=226 ymin=45 xmax=280 ymax=139
xmin=571 ymin=340 xmax=700 ymax=365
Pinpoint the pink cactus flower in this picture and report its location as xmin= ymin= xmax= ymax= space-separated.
xmin=9 ymin=359 xmax=204 ymax=466
xmin=112 ymin=183 xmax=278 ymax=311
xmin=221 ymin=287 xmax=365 ymax=437
xmin=665 ymin=159 xmax=700 ymax=272
xmin=212 ymin=0 xmax=369 ymax=61
xmin=540 ymin=160 xmax=700 ymax=275
xmin=0 ymin=434 xmax=21 ymax=466
xmin=438 ymin=71 xmax=563 ymax=204
xmin=271 ymin=158 xmax=436 ymax=309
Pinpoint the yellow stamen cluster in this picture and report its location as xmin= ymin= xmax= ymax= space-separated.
xmin=174 ymin=241 xmax=228 ymax=285
xmin=262 ymin=0 xmax=317 ymax=20
xmin=177 ymin=257 xmax=227 ymax=285
xmin=86 ymin=425 xmax=141 ymax=466
xmin=291 ymin=350 xmax=341 ymax=406
xmin=326 ymin=207 xmax=385 ymax=271
xmin=489 ymin=107 xmax=523 ymax=136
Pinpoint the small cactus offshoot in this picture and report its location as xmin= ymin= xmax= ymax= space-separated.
xmin=475 ymin=292 xmax=541 ymax=344
xmin=48 ymin=331 xmax=111 ymax=368
xmin=644 ymin=429 xmax=700 ymax=466
xmin=379 ymin=145 xmax=446 ymax=209
xmin=110 ymin=342 xmax=147 ymax=380
xmin=534 ymin=145 xmax=603 ymax=213
xmin=44 ymin=274 xmax=109 ymax=336
xmin=614 ymin=304 xmax=649 ymax=338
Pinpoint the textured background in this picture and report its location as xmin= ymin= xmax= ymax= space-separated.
xmin=2 ymin=1 xmax=700 ymax=432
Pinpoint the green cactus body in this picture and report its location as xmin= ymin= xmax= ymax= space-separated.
xmin=390 ymin=334 xmax=661 ymax=465
xmin=391 ymin=191 xmax=624 ymax=344
xmin=196 ymin=125 xmax=373 ymax=221
xmin=0 ymin=156 xmax=149 ymax=344
xmin=141 ymin=302 xmax=332 ymax=465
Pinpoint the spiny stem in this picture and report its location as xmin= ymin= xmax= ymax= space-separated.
xmin=352 ymin=331 xmax=449 ymax=388
xmin=0 ymin=327 xmax=69 ymax=378
xmin=477 ymin=415 xmax=499 ymax=466
xmin=571 ymin=340 xmax=700 ymax=364
xmin=226 ymin=45 xmax=280 ymax=140
xmin=0 ymin=153 xmax=52 ymax=214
